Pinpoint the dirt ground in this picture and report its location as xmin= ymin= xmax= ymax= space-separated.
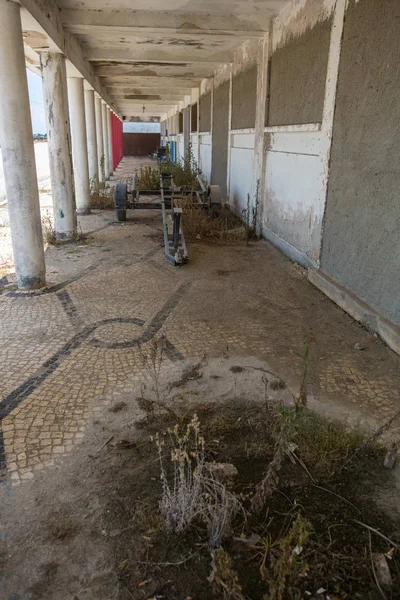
xmin=1 ymin=355 xmax=399 ymax=600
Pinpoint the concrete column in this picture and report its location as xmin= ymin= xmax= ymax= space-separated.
xmin=107 ymin=107 xmax=113 ymax=175
xmin=84 ymin=87 xmax=98 ymax=185
xmin=101 ymin=102 xmax=110 ymax=179
xmin=40 ymin=52 xmax=77 ymax=241
xmin=183 ymin=106 xmax=190 ymax=157
xmin=0 ymin=0 xmax=45 ymax=289
xmin=67 ymin=77 xmax=91 ymax=214
xmin=95 ymin=95 xmax=104 ymax=183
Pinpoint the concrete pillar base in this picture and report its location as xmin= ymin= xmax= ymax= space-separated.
xmin=76 ymin=208 xmax=91 ymax=216
xmin=55 ymin=230 xmax=77 ymax=241
xmin=18 ymin=275 xmax=46 ymax=291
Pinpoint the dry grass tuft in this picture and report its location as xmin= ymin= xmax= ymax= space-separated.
xmin=294 ymin=409 xmax=367 ymax=476
xmin=155 ymin=415 xmax=244 ymax=548
xmin=134 ymin=166 xmax=160 ymax=190
xmin=90 ymin=182 xmax=114 ymax=209
xmin=182 ymin=200 xmax=246 ymax=245
xmin=41 ymin=211 xmax=89 ymax=246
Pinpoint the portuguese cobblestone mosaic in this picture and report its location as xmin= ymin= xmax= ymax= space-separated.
xmin=1 ymin=184 xmax=400 ymax=485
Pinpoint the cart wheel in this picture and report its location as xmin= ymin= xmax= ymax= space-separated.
xmin=114 ymin=183 xmax=128 ymax=222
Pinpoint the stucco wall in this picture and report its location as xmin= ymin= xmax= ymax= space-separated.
xmin=211 ymin=81 xmax=230 ymax=197
xmin=321 ymin=0 xmax=400 ymax=327
xmin=267 ymin=17 xmax=332 ymax=126
xmin=199 ymin=92 xmax=211 ymax=133
xmin=231 ymin=66 xmax=257 ymax=130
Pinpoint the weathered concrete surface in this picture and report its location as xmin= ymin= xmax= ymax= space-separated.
xmin=321 ymin=0 xmax=400 ymax=328
xmin=40 ymin=52 xmax=77 ymax=241
xmin=309 ymin=268 xmax=400 ymax=356
xmin=199 ymin=92 xmax=211 ymax=133
xmin=267 ymin=17 xmax=332 ymax=126
xmin=211 ymin=81 xmax=230 ymax=197
xmin=84 ymin=88 xmax=98 ymax=183
xmin=68 ymin=77 xmax=91 ymax=214
xmin=231 ymin=66 xmax=257 ymax=130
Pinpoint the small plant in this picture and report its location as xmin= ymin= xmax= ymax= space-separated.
xmin=262 ymin=513 xmax=312 ymax=600
xmin=155 ymin=414 xmax=243 ymax=547
xmin=161 ymin=142 xmax=202 ymax=189
xmin=252 ymin=345 xmax=311 ymax=512
xmin=41 ymin=210 xmax=57 ymax=245
xmin=208 ymin=547 xmax=245 ymax=600
xmin=242 ymin=182 xmax=261 ymax=243
xmin=134 ymin=166 xmax=161 ymax=190
xmin=41 ymin=210 xmax=88 ymax=245
xmin=100 ymin=154 xmax=105 ymax=185
xmin=89 ymin=177 xmax=114 ymax=209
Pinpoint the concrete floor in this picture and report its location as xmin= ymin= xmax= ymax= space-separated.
xmin=0 ymin=158 xmax=400 ymax=486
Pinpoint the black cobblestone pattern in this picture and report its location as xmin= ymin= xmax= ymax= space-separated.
xmin=0 ymin=281 xmax=189 ymax=476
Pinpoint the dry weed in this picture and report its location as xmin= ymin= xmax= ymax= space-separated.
xmin=155 ymin=415 xmax=244 ymax=547
xmin=90 ymin=180 xmax=114 ymax=209
xmin=208 ymin=548 xmax=245 ymax=600
xmin=262 ymin=513 xmax=312 ymax=600
xmin=182 ymin=200 xmax=246 ymax=244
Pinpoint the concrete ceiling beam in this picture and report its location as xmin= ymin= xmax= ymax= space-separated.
xmin=108 ymin=92 xmax=186 ymax=101
xmin=60 ymin=9 xmax=269 ymax=33
xmin=93 ymin=63 xmax=214 ymax=79
xmin=85 ymin=49 xmax=234 ymax=64
xmin=100 ymin=77 xmax=201 ymax=88
xmin=19 ymin=1 xmax=120 ymax=116
xmin=65 ymin=24 xmax=265 ymax=39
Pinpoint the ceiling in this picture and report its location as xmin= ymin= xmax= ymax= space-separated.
xmin=21 ymin=0 xmax=290 ymax=121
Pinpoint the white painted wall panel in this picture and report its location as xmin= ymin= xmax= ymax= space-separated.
xmin=177 ymin=134 xmax=184 ymax=162
xmin=199 ymin=133 xmax=211 ymax=183
xmin=190 ymin=133 xmax=199 ymax=168
xmin=264 ymin=150 xmax=325 ymax=265
xmin=228 ymin=132 xmax=254 ymax=215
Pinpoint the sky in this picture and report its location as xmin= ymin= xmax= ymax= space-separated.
xmin=27 ymin=69 xmax=46 ymax=134
xmin=26 ymin=69 xmax=161 ymax=134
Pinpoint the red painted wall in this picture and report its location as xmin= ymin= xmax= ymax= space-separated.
xmin=111 ymin=113 xmax=123 ymax=170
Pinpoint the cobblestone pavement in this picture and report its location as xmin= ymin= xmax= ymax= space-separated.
xmin=1 ymin=180 xmax=400 ymax=485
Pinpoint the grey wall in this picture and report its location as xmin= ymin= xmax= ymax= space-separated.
xmin=199 ymin=92 xmax=211 ymax=132
xmin=321 ymin=0 xmax=400 ymax=327
xmin=267 ymin=17 xmax=332 ymax=126
xmin=211 ymin=81 xmax=230 ymax=198
xmin=231 ymin=66 xmax=257 ymax=130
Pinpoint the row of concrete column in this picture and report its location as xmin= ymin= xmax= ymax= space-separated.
xmin=0 ymin=0 xmax=116 ymax=290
